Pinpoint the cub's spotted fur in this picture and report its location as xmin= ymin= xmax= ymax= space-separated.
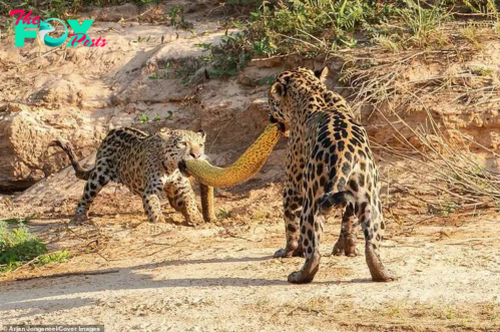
xmin=50 ymin=126 xmax=213 ymax=225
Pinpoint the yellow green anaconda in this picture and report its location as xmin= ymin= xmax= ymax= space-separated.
xmin=200 ymin=184 xmax=215 ymax=222
xmin=186 ymin=123 xmax=282 ymax=188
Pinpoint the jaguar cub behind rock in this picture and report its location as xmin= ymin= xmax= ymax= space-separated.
xmin=50 ymin=126 xmax=214 ymax=225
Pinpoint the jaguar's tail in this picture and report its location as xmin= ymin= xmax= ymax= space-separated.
xmin=318 ymin=191 xmax=356 ymax=215
xmin=49 ymin=139 xmax=93 ymax=180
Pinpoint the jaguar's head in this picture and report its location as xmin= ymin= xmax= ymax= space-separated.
xmin=158 ymin=128 xmax=206 ymax=176
xmin=268 ymin=66 xmax=329 ymax=129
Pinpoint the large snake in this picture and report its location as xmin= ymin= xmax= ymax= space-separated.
xmin=186 ymin=123 xmax=282 ymax=188
xmin=199 ymin=184 xmax=214 ymax=223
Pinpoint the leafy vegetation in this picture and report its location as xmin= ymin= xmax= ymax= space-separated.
xmin=137 ymin=111 xmax=173 ymax=123
xmin=1 ymin=214 xmax=35 ymax=225
xmin=0 ymin=220 xmax=68 ymax=273
xmin=198 ymin=34 xmax=251 ymax=77
xmin=168 ymin=5 xmax=193 ymax=30
xmin=198 ymin=0 xmax=499 ymax=76
xmin=400 ymin=0 xmax=450 ymax=47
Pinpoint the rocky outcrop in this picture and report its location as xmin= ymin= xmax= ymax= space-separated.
xmin=0 ymin=103 xmax=106 ymax=190
xmin=0 ymin=19 xmax=226 ymax=192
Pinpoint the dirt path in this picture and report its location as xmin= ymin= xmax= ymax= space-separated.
xmin=1 ymin=206 xmax=499 ymax=332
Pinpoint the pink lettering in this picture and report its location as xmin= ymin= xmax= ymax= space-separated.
xmin=94 ymin=37 xmax=103 ymax=47
xmin=69 ymin=33 xmax=106 ymax=47
xmin=9 ymin=10 xmax=39 ymax=26
xmin=69 ymin=33 xmax=87 ymax=46
xmin=23 ymin=11 xmax=34 ymax=25
xmin=9 ymin=9 xmax=25 ymax=25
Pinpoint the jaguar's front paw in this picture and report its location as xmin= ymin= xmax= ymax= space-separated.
xmin=287 ymin=269 xmax=317 ymax=284
xmin=147 ymin=222 xmax=173 ymax=236
xmin=273 ymin=244 xmax=304 ymax=258
xmin=183 ymin=214 xmax=204 ymax=227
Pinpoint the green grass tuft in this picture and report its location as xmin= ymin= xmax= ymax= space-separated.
xmin=0 ymin=221 xmax=68 ymax=273
xmin=217 ymin=208 xmax=232 ymax=220
xmin=199 ymin=0 xmax=499 ymax=75
xmin=0 ymin=214 xmax=35 ymax=225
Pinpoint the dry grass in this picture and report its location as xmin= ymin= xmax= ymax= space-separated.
xmin=374 ymin=106 xmax=500 ymax=204
xmin=336 ymin=29 xmax=500 ymax=216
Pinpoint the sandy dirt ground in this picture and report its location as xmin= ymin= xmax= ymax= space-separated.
xmin=1 ymin=182 xmax=499 ymax=332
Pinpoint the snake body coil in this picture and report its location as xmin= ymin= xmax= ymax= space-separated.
xmin=186 ymin=123 xmax=282 ymax=188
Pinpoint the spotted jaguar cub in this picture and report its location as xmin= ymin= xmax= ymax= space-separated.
xmin=269 ymin=67 xmax=395 ymax=283
xmin=50 ymin=126 xmax=213 ymax=225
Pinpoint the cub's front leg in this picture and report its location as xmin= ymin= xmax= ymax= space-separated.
xmin=142 ymin=167 xmax=168 ymax=223
xmin=166 ymin=174 xmax=204 ymax=226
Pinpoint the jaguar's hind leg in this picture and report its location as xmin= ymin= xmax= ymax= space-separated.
xmin=332 ymin=202 xmax=359 ymax=257
xmin=358 ymin=201 xmax=395 ymax=282
xmin=287 ymin=204 xmax=323 ymax=284
xmin=73 ymin=168 xmax=111 ymax=224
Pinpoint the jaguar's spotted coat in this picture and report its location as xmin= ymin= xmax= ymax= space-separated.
xmin=50 ymin=126 xmax=213 ymax=225
xmin=269 ymin=67 xmax=395 ymax=283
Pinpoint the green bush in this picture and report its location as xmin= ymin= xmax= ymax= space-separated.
xmin=0 ymin=221 xmax=68 ymax=273
xmin=201 ymin=0 xmax=498 ymax=76
xmin=0 ymin=221 xmax=47 ymax=271
xmin=199 ymin=0 xmax=397 ymax=76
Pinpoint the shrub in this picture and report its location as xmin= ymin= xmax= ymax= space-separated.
xmin=0 ymin=221 xmax=68 ymax=273
xmin=201 ymin=0 xmax=498 ymax=75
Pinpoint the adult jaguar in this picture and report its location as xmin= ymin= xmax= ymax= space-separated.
xmin=50 ymin=126 xmax=214 ymax=225
xmin=268 ymin=66 xmax=395 ymax=284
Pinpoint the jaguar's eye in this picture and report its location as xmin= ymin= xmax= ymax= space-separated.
xmin=176 ymin=140 xmax=187 ymax=147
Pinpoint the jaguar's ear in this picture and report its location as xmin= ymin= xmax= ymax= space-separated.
xmin=270 ymin=82 xmax=285 ymax=100
xmin=197 ymin=129 xmax=206 ymax=139
xmin=160 ymin=127 xmax=171 ymax=133
xmin=314 ymin=67 xmax=329 ymax=83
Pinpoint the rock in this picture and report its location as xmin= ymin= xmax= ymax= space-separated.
xmin=0 ymin=106 xmax=108 ymax=191
xmin=13 ymin=154 xmax=96 ymax=207
xmin=86 ymin=3 xmax=140 ymax=22
xmin=4 ymin=103 xmax=30 ymax=113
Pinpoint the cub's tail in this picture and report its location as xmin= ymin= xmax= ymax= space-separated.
xmin=49 ymin=140 xmax=93 ymax=180
xmin=318 ymin=191 xmax=355 ymax=215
